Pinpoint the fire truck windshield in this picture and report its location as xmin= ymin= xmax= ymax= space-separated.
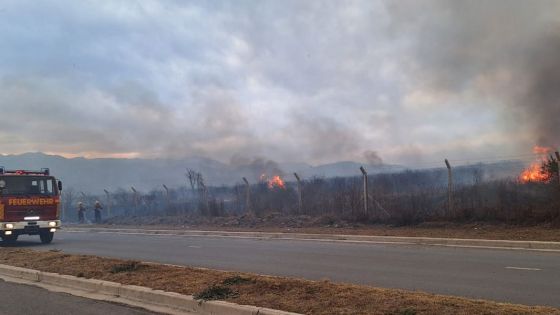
xmin=0 ymin=176 xmax=56 ymax=196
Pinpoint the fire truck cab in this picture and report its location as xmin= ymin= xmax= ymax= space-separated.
xmin=0 ymin=168 xmax=62 ymax=244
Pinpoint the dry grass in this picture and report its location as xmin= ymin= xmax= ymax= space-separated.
xmin=0 ymin=248 xmax=558 ymax=315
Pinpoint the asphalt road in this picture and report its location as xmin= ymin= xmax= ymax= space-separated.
xmin=0 ymin=278 xmax=160 ymax=315
xmin=8 ymin=231 xmax=560 ymax=308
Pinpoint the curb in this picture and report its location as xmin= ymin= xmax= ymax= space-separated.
xmin=0 ymin=264 xmax=300 ymax=315
xmin=64 ymin=227 xmax=560 ymax=252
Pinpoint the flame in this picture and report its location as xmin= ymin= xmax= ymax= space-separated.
xmin=260 ymin=174 xmax=286 ymax=189
xmin=519 ymin=163 xmax=550 ymax=183
xmin=532 ymin=145 xmax=551 ymax=155
xmin=267 ymin=175 xmax=285 ymax=189
xmin=519 ymin=146 xmax=552 ymax=183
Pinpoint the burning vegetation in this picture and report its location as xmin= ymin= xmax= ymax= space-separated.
xmin=260 ymin=174 xmax=286 ymax=189
xmin=519 ymin=146 xmax=559 ymax=183
xmin=267 ymin=175 xmax=286 ymax=189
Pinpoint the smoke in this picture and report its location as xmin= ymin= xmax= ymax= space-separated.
xmin=518 ymin=33 xmax=560 ymax=147
xmin=2 ymin=1 xmax=559 ymax=165
xmin=387 ymin=0 xmax=560 ymax=149
xmin=363 ymin=150 xmax=383 ymax=165
xmin=289 ymin=112 xmax=362 ymax=162
xmin=229 ymin=155 xmax=284 ymax=181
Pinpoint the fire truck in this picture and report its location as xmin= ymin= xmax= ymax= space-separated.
xmin=0 ymin=168 xmax=62 ymax=244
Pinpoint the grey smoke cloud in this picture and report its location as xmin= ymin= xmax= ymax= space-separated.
xmin=518 ymin=33 xmax=560 ymax=147
xmin=363 ymin=150 xmax=383 ymax=166
xmin=0 ymin=1 xmax=557 ymax=167
xmin=387 ymin=0 xmax=560 ymax=149
xmin=229 ymin=155 xmax=284 ymax=181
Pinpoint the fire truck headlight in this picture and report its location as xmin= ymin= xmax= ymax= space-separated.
xmin=50 ymin=228 xmax=56 ymax=233
xmin=5 ymin=223 xmax=14 ymax=229
xmin=48 ymin=221 xmax=57 ymax=227
xmin=5 ymin=231 xmax=12 ymax=236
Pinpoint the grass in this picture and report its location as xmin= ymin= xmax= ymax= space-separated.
xmin=0 ymin=248 xmax=558 ymax=315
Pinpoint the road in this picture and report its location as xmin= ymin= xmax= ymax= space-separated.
xmin=0 ymin=278 xmax=160 ymax=315
xmin=8 ymin=230 xmax=560 ymax=308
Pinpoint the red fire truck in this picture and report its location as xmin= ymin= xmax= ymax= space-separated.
xmin=0 ymin=168 xmax=62 ymax=244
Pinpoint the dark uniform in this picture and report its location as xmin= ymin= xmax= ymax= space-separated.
xmin=78 ymin=202 xmax=85 ymax=224
xmin=94 ymin=201 xmax=103 ymax=224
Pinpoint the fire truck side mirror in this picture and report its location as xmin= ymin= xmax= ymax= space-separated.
xmin=58 ymin=180 xmax=63 ymax=191
xmin=0 ymin=180 xmax=5 ymax=189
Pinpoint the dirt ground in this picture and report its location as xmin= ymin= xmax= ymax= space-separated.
xmin=98 ymin=214 xmax=560 ymax=241
xmin=0 ymin=248 xmax=558 ymax=315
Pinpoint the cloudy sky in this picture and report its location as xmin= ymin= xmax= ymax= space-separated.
xmin=0 ymin=0 xmax=558 ymax=167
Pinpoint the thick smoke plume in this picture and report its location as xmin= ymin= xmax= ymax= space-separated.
xmin=518 ymin=33 xmax=560 ymax=147
xmin=2 ymin=1 xmax=559 ymax=166
xmin=363 ymin=150 xmax=383 ymax=166
xmin=388 ymin=0 xmax=560 ymax=149
xmin=229 ymin=155 xmax=284 ymax=182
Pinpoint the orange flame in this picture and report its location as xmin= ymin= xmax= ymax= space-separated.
xmin=519 ymin=163 xmax=550 ymax=183
xmin=532 ymin=145 xmax=551 ymax=155
xmin=519 ymin=146 xmax=552 ymax=183
xmin=267 ymin=175 xmax=285 ymax=189
xmin=260 ymin=174 xmax=286 ymax=189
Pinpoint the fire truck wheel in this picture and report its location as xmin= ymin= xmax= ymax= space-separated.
xmin=39 ymin=230 xmax=54 ymax=244
xmin=2 ymin=235 xmax=18 ymax=242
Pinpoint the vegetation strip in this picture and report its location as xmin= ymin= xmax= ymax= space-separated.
xmin=0 ymin=249 xmax=558 ymax=315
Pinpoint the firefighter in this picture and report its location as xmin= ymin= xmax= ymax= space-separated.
xmin=77 ymin=202 xmax=86 ymax=224
xmin=94 ymin=200 xmax=103 ymax=224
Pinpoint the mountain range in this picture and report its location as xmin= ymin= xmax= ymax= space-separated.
xmin=0 ymin=153 xmax=403 ymax=192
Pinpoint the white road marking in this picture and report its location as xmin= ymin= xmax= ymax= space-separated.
xmin=505 ymin=266 xmax=542 ymax=271
xmin=187 ymin=245 xmax=201 ymax=248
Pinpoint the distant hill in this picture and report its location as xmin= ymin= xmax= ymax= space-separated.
xmin=0 ymin=153 xmax=523 ymax=193
xmin=0 ymin=153 xmax=398 ymax=192
xmin=0 ymin=153 xmax=227 ymax=192
xmin=292 ymin=161 xmax=403 ymax=178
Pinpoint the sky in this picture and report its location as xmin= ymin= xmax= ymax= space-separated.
xmin=0 ymin=0 xmax=559 ymax=167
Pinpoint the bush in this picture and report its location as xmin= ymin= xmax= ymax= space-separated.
xmin=110 ymin=260 xmax=141 ymax=273
xmin=194 ymin=285 xmax=238 ymax=301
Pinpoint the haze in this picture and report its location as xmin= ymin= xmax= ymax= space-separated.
xmin=1 ymin=0 xmax=559 ymax=167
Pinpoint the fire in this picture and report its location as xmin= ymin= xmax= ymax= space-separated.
xmin=519 ymin=146 xmax=553 ymax=183
xmin=532 ymin=145 xmax=551 ymax=155
xmin=260 ymin=174 xmax=286 ymax=189
xmin=268 ymin=175 xmax=285 ymax=189
xmin=519 ymin=163 xmax=550 ymax=183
